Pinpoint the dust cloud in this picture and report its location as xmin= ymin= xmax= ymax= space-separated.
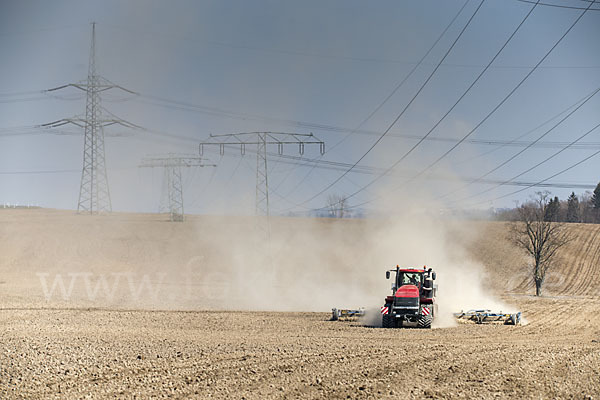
xmin=190 ymin=194 xmax=516 ymax=329
xmin=0 ymin=201 xmax=514 ymax=329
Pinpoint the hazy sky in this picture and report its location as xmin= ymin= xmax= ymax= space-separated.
xmin=1 ymin=0 xmax=599 ymax=215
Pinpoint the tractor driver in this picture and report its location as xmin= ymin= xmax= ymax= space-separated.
xmin=402 ymin=273 xmax=420 ymax=286
xmin=409 ymin=274 xmax=420 ymax=286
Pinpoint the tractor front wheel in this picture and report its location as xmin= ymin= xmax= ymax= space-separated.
xmin=382 ymin=313 xmax=396 ymax=328
xmin=417 ymin=315 xmax=433 ymax=329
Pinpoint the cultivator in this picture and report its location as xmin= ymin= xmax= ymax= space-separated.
xmin=330 ymin=308 xmax=365 ymax=321
xmin=453 ymin=309 xmax=521 ymax=325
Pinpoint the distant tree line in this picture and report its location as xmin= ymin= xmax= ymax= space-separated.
xmin=497 ymin=182 xmax=600 ymax=224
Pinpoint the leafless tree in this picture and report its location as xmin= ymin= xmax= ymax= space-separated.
xmin=510 ymin=191 xmax=572 ymax=296
xmin=326 ymin=194 xmax=348 ymax=218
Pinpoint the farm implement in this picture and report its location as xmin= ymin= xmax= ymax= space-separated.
xmin=453 ymin=309 xmax=521 ymax=325
xmin=330 ymin=308 xmax=365 ymax=321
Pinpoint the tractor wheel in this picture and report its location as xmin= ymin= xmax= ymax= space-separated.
xmin=382 ymin=313 xmax=395 ymax=328
xmin=417 ymin=315 xmax=433 ymax=329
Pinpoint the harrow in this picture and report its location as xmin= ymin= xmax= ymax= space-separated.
xmin=453 ymin=309 xmax=521 ymax=325
xmin=330 ymin=308 xmax=365 ymax=321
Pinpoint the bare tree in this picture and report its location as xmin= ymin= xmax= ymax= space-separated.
xmin=326 ymin=194 xmax=349 ymax=218
xmin=510 ymin=191 xmax=572 ymax=296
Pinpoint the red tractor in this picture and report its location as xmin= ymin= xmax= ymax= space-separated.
xmin=381 ymin=266 xmax=437 ymax=328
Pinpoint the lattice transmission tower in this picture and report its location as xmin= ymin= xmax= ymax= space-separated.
xmin=140 ymin=154 xmax=215 ymax=222
xmin=200 ymin=132 xmax=325 ymax=217
xmin=42 ymin=22 xmax=139 ymax=214
xmin=200 ymin=132 xmax=324 ymax=279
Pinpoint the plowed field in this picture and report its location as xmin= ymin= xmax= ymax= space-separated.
xmin=0 ymin=209 xmax=598 ymax=399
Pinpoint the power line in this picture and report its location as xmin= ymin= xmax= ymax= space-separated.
xmin=106 ymin=82 xmax=600 ymax=147
xmin=6 ymin=119 xmax=600 ymax=149
xmin=515 ymin=0 xmax=600 ymax=10
xmin=4 ymin=118 xmax=598 ymax=176
xmin=441 ymin=86 xmax=599 ymax=200
xmin=451 ymin=86 xmax=600 ymax=165
xmin=1 ymin=145 xmax=594 ymax=195
xmin=407 ymin=0 xmax=594 ymax=180
xmin=0 ymin=97 xmax=49 ymax=104
xmin=187 ymin=153 xmax=237 ymax=211
xmin=289 ymin=0 xmax=486 ymax=209
xmin=311 ymin=0 xmax=594 ymax=213
xmin=339 ymin=0 xmax=543 ymax=202
xmin=455 ymin=119 xmax=600 ymax=206
xmin=0 ymin=169 xmax=80 ymax=175
xmin=0 ymin=24 xmax=86 ymax=38
xmin=120 ymin=118 xmax=600 ymax=213
xmin=102 ymin=19 xmax=600 ymax=64
xmin=0 ymin=90 xmax=45 ymax=97
xmin=386 ymin=0 xmax=542 ymax=176
xmin=464 ymin=145 xmax=600 ymax=208
xmin=194 ymin=143 xmax=600 ymax=212
xmin=102 ymin=22 xmax=411 ymax=65
xmin=199 ymin=132 xmax=324 ymax=217
xmin=289 ymin=0 xmax=535 ymax=210
xmin=278 ymin=0 xmax=470 ymax=198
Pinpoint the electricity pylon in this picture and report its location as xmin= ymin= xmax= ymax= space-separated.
xmin=139 ymin=154 xmax=215 ymax=222
xmin=199 ymin=132 xmax=325 ymax=217
xmin=41 ymin=22 xmax=139 ymax=214
xmin=200 ymin=132 xmax=324 ymax=279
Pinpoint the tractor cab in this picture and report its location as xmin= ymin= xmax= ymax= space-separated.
xmin=399 ymin=271 xmax=423 ymax=288
xmin=386 ymin=266 xmax=437 ymax=299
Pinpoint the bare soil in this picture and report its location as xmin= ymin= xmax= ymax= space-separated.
xmin=0 ymin=209 xmax=598 ymax=399
xmin=1 ymin=297 xmax=599 ymax=399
